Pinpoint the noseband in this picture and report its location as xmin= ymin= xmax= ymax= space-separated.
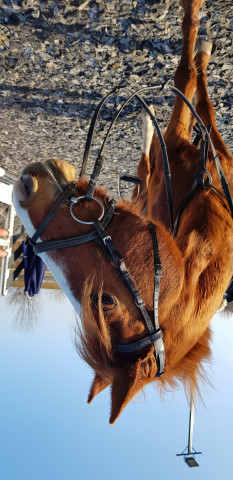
xmin=27 ymin=86 xmax=233 ymax=379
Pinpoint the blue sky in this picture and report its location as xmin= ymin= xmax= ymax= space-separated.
xmin=0 ymin=290 xmax=232 ymax=480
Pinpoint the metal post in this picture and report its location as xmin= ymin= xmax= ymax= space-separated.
xmin=0 ymin=204 xmax=15 ymax=295
xmin=188 ymin=396 xmax=194 ymax=454
xmin=176 ymin=395 xmax=202 ymax=467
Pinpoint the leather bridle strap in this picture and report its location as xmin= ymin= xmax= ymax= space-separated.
xmin=80 ymin=86 xmax=123 ymax=178
xmin=172 ymin=87 xmax=233 ymax=218
xmin=172 ymin=88 xmax=233 ymax=236
xmin=93 ymin=219 xmax=165 ymax=377
xmin=173 ymin=178 xmax=199 ymax=237
xmin=31 ymin=198 xmax=116 ymax=255
xmin=115 ymin=330 xmax=164 ymax=354
xmin=149 ymin=222 xmax=162 ymax=332
xmin=80 ymin=86 xmax=174 ymax=233
xmin=29 ymin=185 xmax=164 ymax=375
xmin=93 ymin=220 xmax=155 ymax=331
xmin=29 ymin=182 xmax=77 ymax=245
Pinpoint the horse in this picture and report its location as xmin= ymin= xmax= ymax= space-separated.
xmin=13 ymin=0 xmax=233 ymax=424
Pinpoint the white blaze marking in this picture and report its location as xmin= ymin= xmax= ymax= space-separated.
xmin=12 ymin=185 xmax=81 ymax=317
xmin=41 ymin=253 xmax=81 ymax=316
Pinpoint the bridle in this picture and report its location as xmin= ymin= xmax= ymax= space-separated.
xmin=29 ymin=176 xmax=165 ymax=375
xmin=27 ymin=86 xmax=233 ymax=378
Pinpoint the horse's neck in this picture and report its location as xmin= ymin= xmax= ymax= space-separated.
xmin=151 ymin=155 xmax=233 ymax=365
xmin=167 ymin=191 xmax=233 ymax=364
xmin=46 ymin=179 xmax=232 ymax=368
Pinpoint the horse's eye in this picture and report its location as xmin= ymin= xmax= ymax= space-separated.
xmin=91 ymin=293 xmax=117 ymax=311
xmin=101 ymin=294 xmax=117 ymax=310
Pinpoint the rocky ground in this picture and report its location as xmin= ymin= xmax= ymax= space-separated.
xmin=0 ymin=0 xmax=232 ymax=200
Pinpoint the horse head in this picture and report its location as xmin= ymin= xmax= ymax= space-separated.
xmin=13 ymin=158 xmax=214 ymax=423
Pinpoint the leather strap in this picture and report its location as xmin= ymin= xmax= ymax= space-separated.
xmin=80 ymin=86 xmax=174 ymax=233
xmin=31 ymin=198 xmax=116 ymax=255
xmin=30 ymin=182 xmax=76 ymax=245
xmin=93 ymin=219 xmax=165 ymax=376
xmin=79 ymin=86 xmax=122 ymax=178
xmin=93 ymin=219 xmax=155 ymax=329
xmin=172 ymin=87 xmax=233 ymax=219
xmin=149 ymin=222 xmax=162 ymax=331
xmin=115 ymin=330 xmax=163 ymax=353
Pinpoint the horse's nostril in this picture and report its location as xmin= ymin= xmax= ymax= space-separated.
xmin=21 ymin=174 xmax=34 ymax=197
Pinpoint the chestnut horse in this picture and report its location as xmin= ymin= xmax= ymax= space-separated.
xmin=13 ymin=0 xmax=233 ymax=423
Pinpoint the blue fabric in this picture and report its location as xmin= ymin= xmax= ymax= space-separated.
xmin=224 ymin=276 xmax=233 ymax=303
xmin=23 ymin=241 xmax=46 ymax=297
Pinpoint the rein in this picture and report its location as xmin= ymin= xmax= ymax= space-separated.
xmin=172 ymin=87 xmax=233 ymax=235
xmin=80 ymin=85 xmax=174 ymax=233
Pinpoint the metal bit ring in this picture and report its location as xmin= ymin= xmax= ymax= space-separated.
xmin=70 ymin=195 xmax=104 ymax=225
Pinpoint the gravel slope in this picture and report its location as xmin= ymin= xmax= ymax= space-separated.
xmin=0 ymin=0 xmax=232 ymax=198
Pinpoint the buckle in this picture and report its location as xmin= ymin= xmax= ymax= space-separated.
xmin=134 ymin=294 xmax=145 ymax=308
xmin=27 ymin=236 xmax=35 ymax=246
xmin=195 ymin=169 xmax=212 ymax=187
xmin=103 ymin=234 xmax=111 ymax=245
xmin=156 ymin=263 xmax=162 ymax=277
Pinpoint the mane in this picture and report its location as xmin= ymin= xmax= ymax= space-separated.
xmin=219 ymin=300 xmax=233 ymax=317
xmin=75 ymin=278 xmax=212 ymax=399
xmin=159 ymin=327 xmax=212 ymax=399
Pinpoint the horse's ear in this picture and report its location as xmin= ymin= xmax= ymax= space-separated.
xmin=88 ymin=374 xmax=111 ymax=404
xmin=110 ymin=347 xmax=157 ymax=424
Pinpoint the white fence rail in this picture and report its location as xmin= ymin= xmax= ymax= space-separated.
xmin=0 ymin=168 xmax=25 ymax=295
xmin=0 ymin=167 xmax=60 ymax=295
